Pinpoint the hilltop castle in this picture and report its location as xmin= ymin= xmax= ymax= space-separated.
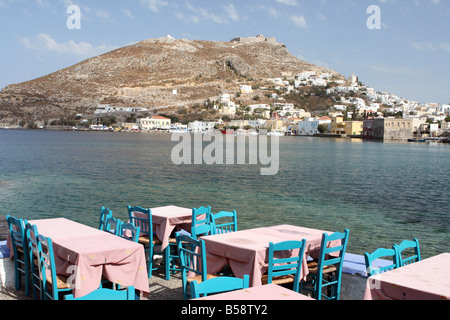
xmin=231 ymin=35 xmax=279 ymax=45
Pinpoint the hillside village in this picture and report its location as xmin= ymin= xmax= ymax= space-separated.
xmin=73 ymin=70 xmax=450 ymax=140
xmin=1 ymin=35 xmax=449 ymax=140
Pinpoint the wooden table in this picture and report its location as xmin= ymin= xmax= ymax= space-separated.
xmin=29 ymin=218 xmax=150 ymax=298
xmin=201 ymin=224 xmax=336 ymax=287
xmin=194 ymin=283 xmax=315 ymax=300
xmin=363 ymin=253 xmax=450 ymax=300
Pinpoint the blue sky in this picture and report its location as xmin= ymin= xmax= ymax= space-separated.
xmin=0 ymin=0 xmax=449 ymax=104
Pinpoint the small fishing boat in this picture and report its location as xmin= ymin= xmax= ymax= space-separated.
xmin=408 ymin=138 xmax=427 ymax=142
xmin=220 ymin=129 xmax=234 ymax=135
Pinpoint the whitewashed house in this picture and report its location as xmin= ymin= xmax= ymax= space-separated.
xmin=239 ymin=85 xmax=253 ymax=94
xmin=188 ymin=121 xmax=219 ymax=133
xmin=296 ymin=118 xmax=320 ymax=135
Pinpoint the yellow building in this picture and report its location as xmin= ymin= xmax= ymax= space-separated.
xmin=265 ymin=120 xmax=284 ymax=131
xmin=344 ymin=121 xmax=363 ymax=136
xmin=330 ymin=116 xmax=345 ymax=134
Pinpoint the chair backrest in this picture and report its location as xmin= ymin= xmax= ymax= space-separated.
xmin=267 ymin=239 xmax=307 ymax=292
xmin=364 ymin=247 xmax=397 ymax=277
xmin=190 ymin=275 xmax=250 ymax=299
xmin=176 ymin=233 xmax=207 ymax=299
xmin=315 ymin=229 xmax=350 ymax=300
xmin=24 ymin=222 xmax=40 ymax=264
xmin=210 ymin=210 xmax=238 ymax=235
xmin=6 ymin=215 xmax=28 ymax=257
xmin=25 ymin=223 xmax=41 ymax=299
xmin=394 ymin=239 xmax=421 ymax=267
xmin=191 ymin=206 xmax=213 ymax=239
xmin=127 ymin=206 xmax=152 ymax=238
xmin=99 ymin=207 xmax=113 ymax=231
xmin=104 ymin=216 xmax=123 ymax=236
xmin=36 ymin=234 xmax=61 ymax=300
xmin=64 ymin=286 xmax=135 ymax=300
xmin=120 ymin=223 xmax=140 ymax=242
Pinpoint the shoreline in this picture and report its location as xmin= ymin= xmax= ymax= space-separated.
xmin=2 ymin=127 xmax=448 ymax=144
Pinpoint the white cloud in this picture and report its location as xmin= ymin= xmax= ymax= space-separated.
xmin=176 ymin=1 xmax=230 ymax=24
xmin=122 ymin=9 xmax=134 ymax=19
xmin=440 ymin=42 xmax=450 ymax=52
xmin=224 ymin=3 xmax=239 ymax=22
xmin=19 ymin=33 xmax=117 ymax=57
xmin=411 ymin=42 xmax=437 ymax=51
xmin=96 ymin=9 xmax=110 ymax=20
xmin=139 ymin=0 xmax=168 ymax=13
xmin=411 ymin=41 xmax=450 ymax=53
xmin=365 ymin=62 xmax=420 ymax=75
xmin=276 ymin=0 xmax=298 ymax=6
xmin=290 ymin=15 xmax=307 ymax=28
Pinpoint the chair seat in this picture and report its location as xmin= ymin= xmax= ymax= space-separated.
xmin=169 ymin=237 xmax=188 ymax=245
xmin=261 ymin=274 xmax=296 ymax=285
xmin=187 ymin=273 xmax=218 ymax=284
xmin=307 ymin=261 xmax=337 ymax=274
xmin=47 ymin=274 xmax=71 ymax=290
xmin=138 ymin=236 xmax=162 ymax=246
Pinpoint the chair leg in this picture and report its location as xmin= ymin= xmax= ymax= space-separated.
xmin=164 ymin=247 xmax=171 ymax=280
xmin=147 ymin=245 xmax=153 ymax=279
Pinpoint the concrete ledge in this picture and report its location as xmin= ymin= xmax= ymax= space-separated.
xmin=0 ymin=241 xmax=15 ymax=288
xmin=340 ymin=252 xmax=393 ymax=300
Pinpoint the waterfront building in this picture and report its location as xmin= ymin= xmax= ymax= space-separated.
xmin=265 ymin=120 xmax=284 ymax=132
xmin=230 ymin=119 xmax=250 ymax=129
xmin=188 ymin=120 xmax=219 ymax=133
xmin=138 ymin=116 xmax=171 ymax=130
xmin=344 ymin=121 xmax=363 ymax=136
xmin=296 ymin=118 xmax=320 ymax=135
xmin=331 ymin=116 xmax=346 ymax=135
xmin=120 ymin=122 xmax=140 ymax=130
xmin=363 ymin=118 xmax=413 ymax=140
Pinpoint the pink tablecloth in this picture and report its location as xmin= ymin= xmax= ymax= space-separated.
xmin=29 ymin=218 xmax=150 ymax=298
xmin=150 ymin=206 xmax=193 ymax=250
xmin=195 ymin=283 xmax=315 ymax=300
xmin=201 ymin=224 xmax=335 ymax=287
xmin=363 ymin=253 xmax=450 ymax=300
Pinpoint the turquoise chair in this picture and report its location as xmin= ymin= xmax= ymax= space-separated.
xmin=262 ymin=239 xmax=307 ymax=293
xmin=119 ymin=223 xmax=140 ymax=243
xmin=36 ymin=234 xmax=72 ymax=300
xmin=104 ymin=216 xmax=123 ymax=236
xmin=191 ymin=206 xmax=213 ymax=239
xmin=210 ymin=210 xmax=238 ymax=235
xmin=64 ymin=286 xmax=135 ymax=300
xmin=176 ymin=233 xmax=217 ymax=300
xmin=128 ymin=206 xmax=163 ymax=278
xmin=364 ymin=247 xmax=398 ymax=277
xmin=6 ymin=215 xmax=30 ymax=297
xmin=394 ymin=239 xmax=421 ymax=267
xmin=190 ymin=275 xmax=250 ymax=299
xmin=25 ymin=223 xmax=42 ymax=300
xmin=99 ymin=207 xmax=113 ymax=231
xmin=301 ymin=229 xmax=350 ymax=300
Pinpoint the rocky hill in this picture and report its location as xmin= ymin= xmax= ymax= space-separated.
xmin=0 ymin=35 xmax=343 ymax=126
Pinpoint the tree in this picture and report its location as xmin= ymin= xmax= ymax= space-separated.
xmin=318 ymin=124 xmax=329 ymax=134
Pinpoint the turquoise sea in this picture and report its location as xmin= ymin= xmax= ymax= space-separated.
xmin=0 ymin=129 xmax=448 ymax=258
